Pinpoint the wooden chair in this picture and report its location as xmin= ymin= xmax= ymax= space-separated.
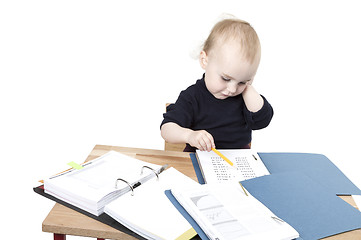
xmin=163 ymin=103 xmax=186 ymax=151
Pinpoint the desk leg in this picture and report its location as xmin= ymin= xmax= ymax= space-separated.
xmin=54 ymin=233 xmax=66 ymax=240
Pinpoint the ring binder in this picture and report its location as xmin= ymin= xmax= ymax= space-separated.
xmin=114 ymin=165 xmax=162 ymax=197
xmin=141 ymin=166 xmax=159 ymax=180
xmin=115 ymin=178 xmax=134 ymax=196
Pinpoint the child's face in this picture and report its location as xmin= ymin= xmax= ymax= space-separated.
xmin=200 ymin=40 xmax=259 ymax=99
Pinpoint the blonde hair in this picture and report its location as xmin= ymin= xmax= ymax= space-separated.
xmin=202 ymin=18 xmax=261 ymax=64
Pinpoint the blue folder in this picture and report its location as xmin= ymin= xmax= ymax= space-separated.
xmin=258 ymin=152 xmax=361 ymax=195
xmin=189 ymin=152 xmax=361 ymax=240
xmin=242 ymin=172 xmax=361 ymax=240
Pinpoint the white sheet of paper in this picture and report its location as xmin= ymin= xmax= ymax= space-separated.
xmin=172 ymin=183 xmax=299 ymax=240
xmin=196 ymin=149 xmax=270 ymax=183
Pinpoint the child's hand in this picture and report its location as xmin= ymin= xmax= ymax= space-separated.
xmin=186 ymin=130 xmax=215 ymax=152
xmin=242 ymin=84 xmax=264 ymax=113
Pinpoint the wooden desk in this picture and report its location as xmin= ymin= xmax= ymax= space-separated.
xmin=41 ymin=145 xmax=361 ymax=240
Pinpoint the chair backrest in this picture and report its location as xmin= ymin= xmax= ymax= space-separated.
xmin=164 ymin=103 xmax=186 ymax=152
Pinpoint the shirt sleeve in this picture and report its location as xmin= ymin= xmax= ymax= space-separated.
xmin=160 ymin=90 xmax=195 ymax=129
xmin=243 ymin=95 xmax=274 ymax=130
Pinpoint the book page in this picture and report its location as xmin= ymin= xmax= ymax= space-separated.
xmin=104 ymin=167 xmax=199 ymax=240
xmin=196 ymin=149 xmax=270 ymax=183
xmin=172 ymin=183 xmax=299 ymax=240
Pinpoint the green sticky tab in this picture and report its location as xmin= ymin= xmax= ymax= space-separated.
xmin=67 ymin=161 xmax=84 ymax=170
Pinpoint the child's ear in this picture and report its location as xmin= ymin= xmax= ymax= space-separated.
xmin=199 ymin=51 xmax=208 ymax=69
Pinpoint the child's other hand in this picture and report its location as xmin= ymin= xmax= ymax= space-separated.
xmin=187 ymin=130 xmax=215 ymax=152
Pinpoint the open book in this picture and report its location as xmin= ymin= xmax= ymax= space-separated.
xmin=171 ymin=183 xmax=299 ymax=240
xmin=196 ymin=149 xmax=270 ymax=183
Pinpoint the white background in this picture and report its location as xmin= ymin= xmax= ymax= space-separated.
xmin=1 ymin=0 xmax=360 ymax=239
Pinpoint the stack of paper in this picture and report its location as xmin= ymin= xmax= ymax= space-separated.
xmin=44 ymin=151 xmax=164 ymax=216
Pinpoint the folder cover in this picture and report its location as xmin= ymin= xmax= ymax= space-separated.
xmin=241 ymin=172 xmax=361 ymax=240
xmin=258 ymin=152 xmax=361 ymax=195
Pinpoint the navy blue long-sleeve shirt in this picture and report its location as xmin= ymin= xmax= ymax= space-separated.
xmin=161 ymin=75 xmax=273 ymax=150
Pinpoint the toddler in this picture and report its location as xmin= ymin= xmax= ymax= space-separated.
xmin=161 ymin=17 xmax=273 ymax=152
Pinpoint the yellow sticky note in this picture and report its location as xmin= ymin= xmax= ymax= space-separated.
xmin=67 ymin=161 xmax=84 ymax=170
xmin=176 ymin=228 xmax=197 ymax=240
